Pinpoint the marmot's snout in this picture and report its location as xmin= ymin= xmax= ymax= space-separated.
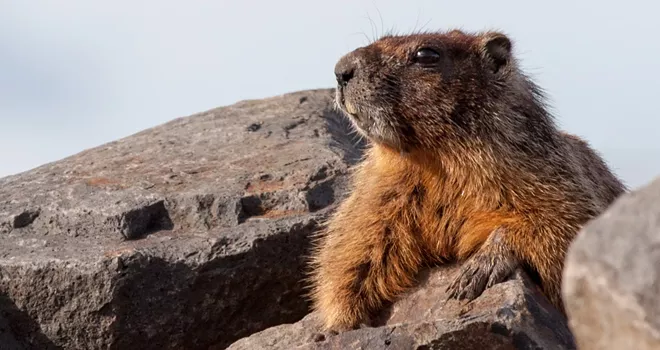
xmin=333 ymin=49 xmax=364 ymax=116
xmin=333 ymin=50 xmax=381 ymax=140
xmin=334 ymin=53 xmax=357 ymax=87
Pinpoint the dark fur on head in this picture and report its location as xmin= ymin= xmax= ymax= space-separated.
xmin=334 ymin=29 xmax=557 ymax=161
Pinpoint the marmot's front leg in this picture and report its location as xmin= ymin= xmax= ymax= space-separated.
xmin=445 ymin=220 xmax=570 ymax=314
xmin=308 ymin=204 xmax=424 ymax=331
xmin=446 ymin=228 xmax=518 ymax=301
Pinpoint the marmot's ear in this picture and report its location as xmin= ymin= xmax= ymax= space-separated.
xmin=480 ymin=32 xmax=512 ymax=74
xmin=447 ymin=29 xmax=465 ymax=36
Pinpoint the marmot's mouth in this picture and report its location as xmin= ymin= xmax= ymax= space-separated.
xmin=336 ymin=89 xmax=361 ymax=119
xmin=337 ymin=98 xmax=402 ymax=150
xmin=344 ymin=101 xmax=358 ymax=116
xmin=335 ymin=88 xmax=376 ymax=133
xmin=336 ymin=88 xmax=353 ymax=114
xmin=343 ymin=103 xmax=367 ymax=128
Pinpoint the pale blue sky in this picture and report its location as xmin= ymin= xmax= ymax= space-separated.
xmin=1 ymin=1 xmax=658 ymax=189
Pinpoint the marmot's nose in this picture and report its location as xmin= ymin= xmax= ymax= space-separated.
xmin=334 ymin=55 xmax=357 ymax=86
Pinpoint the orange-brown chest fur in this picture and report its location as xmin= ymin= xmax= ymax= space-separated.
xmin=349 ymin=144 xmax=523 ymax=264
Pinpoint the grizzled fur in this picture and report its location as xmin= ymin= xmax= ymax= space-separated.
xmin=307 ymin=29 xmax=626 ymax=332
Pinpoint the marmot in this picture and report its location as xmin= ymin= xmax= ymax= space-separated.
xmin=307 ymin=28 xmax=626 ymax=332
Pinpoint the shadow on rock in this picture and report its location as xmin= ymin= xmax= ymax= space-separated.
xmin=105 ymin=219 xmax=320 ymax=350
xmin=0 ymin=294 xmax=60 ymax=350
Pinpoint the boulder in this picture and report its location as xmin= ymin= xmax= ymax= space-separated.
xmin=228 ymin=265 xmax=576 ymax=350
xmin=563 ymin=177 xmax=660 ymax=350
xmin=0 ymin=89 xmax=365 ymax=349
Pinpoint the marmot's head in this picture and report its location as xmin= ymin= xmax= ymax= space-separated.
xmin=334 ymin=30 xmax=545 ymax=154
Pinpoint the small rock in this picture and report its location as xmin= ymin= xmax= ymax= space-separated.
xmin=563 ymin=176 xmax=660 ymax=350
xmin=228 ymin=265 xmax=576 ymax=350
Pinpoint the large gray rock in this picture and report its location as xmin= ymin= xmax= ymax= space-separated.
xmin=563 ymin=176 xmax=660 ymax=350
xmin=228 ymin=265 xmax=576 ymax=350
xmin=0 ymin=89 xmax=365 ymax=349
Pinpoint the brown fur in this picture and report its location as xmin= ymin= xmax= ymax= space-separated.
xmin=307 ymin=29 xmax=626 ymax=332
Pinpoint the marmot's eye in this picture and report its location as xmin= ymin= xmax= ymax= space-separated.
xmin=413 ymin=48 xmax=441 ymax=66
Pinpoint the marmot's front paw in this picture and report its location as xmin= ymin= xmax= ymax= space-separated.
xmin=319 ymin=306 xmax=371 ymax=333
xmin=445 ymin=243 xmax=517 ymax=301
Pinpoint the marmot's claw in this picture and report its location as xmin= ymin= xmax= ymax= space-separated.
xmin=445 ymin=248 xmax=516 ymax=303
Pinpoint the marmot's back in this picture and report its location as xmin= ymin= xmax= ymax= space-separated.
xmin=561 ymin=132 xmax=626 ymax=209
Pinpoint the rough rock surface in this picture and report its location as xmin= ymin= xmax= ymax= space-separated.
xmin=228 ymin=265 xmax=576 ymax=350
xmin=0 ymin=89 xmax=365 ymax=349
xmin=563 ymin=176 xmax=660 ymax=350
